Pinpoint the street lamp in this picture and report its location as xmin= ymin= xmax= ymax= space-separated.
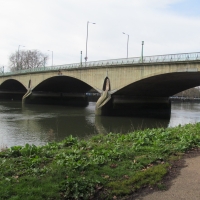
xmin=48 ymin=50 xmax=53 ymax=66
xmin=122 ymin=32 xmax=129 ymax=58
xmin=80 ymin=51 xmax=82 ymax=67
xmin=1 ymin=66 xmax=4 ymax=74
xmin=43 ymin=57 xmax=47 ymax=69
xmin=18 ymin=45 xmax=25 ymax=69
xmin=85 ymin=21 xmax=96 ymax=62
xmin=141 ymin=41 xmax=144 ymax=63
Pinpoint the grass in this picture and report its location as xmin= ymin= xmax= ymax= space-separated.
xmin=1 ymin=123 xmax=200 ymax=199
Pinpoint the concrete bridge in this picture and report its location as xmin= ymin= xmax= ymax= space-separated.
xmin=1 ymin=52 xmax=200 ymax=118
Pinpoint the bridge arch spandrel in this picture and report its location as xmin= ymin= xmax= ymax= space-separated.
xmin=28 ymin=69 xmax=106 ymax=92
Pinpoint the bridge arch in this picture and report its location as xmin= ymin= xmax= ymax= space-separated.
xmin=32 ymin=75 xmax=94 ymax=93
xmin=114 ymin=72 xmax=200 ymax=97
xmin=24 ymin=75 xmax=99 ymax=106
xmin=0 ymin=79 xmax=27 ymax=100
xmin=0 ymin=79 xmax=27 ymax=91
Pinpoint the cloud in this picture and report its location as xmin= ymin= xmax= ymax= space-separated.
xmin=0 ymin=0 xmax=200 ymax=71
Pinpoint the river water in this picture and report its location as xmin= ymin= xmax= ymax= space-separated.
xmin=1 ymin=101 xmax=200 ymax=148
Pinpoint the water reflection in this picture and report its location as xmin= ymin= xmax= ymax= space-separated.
xmin=95 ymin=116 xmax=169 ymax=134
xmin=169 ymin=102 xmax=200 ymax=127
xmin=0 ymin=101 xmax=200 ymax=147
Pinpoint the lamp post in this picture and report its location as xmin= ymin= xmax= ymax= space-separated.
xmin=48 ymin=50 xmax=53 ymax=66
xmin=43 ymin=57 xmax=47 ymax=69
xmin=122 ymin=32 xmax=129 ymax=58
xmin=141 ymin=41 xmax=144 ymax=63
xmin=1 ymin=66 xmax=4 ymax=74
xmin=80 ymin=51 xmax=82 ymax=67
xmin=85 ymin=21 xmax=96 ymax=63
xmin=18 ymin=45 xmax=25 ymax=70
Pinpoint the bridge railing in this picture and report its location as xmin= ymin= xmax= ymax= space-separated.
xmin=1 ymin=52 xmax=200 ymax=76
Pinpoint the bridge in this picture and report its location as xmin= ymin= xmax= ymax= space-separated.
xmin=1 ymin=52 xmax=200 ymax=118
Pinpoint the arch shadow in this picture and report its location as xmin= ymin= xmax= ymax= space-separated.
xmin=25 ymin=76 xmax=98 ymax=106
xmin=114 ymin=72 xmax=200 ymax=97
xmin=0 ymin=79 xmax=27 ymax=100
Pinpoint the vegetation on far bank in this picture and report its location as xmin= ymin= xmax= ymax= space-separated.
xmin=1 ymin=123 xmax=200 ymax=199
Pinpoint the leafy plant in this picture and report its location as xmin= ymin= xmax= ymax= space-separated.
xmin=1 ymin=123 xmax=200 ymax=199
xmin=60 ymin=177 xmax=100 ymax=200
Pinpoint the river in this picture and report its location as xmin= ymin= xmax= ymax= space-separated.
xmin=1 ymin=101 xmax=200 ymax=148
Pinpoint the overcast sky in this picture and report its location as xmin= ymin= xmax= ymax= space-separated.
xmin=1 ymin=0 xmax=200 ymax=71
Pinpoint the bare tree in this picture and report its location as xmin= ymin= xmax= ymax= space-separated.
xmin=9 ymin=50 xmax=48 ymax=71
xmin=175 ymin=87 xmax=200 ymax=98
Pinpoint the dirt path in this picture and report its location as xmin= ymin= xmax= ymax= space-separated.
xmin=126 ymin=149 xmax=200 ymax=200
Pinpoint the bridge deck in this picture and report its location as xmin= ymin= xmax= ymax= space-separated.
xmin=1 ymin=52 xmax=200 ymax=76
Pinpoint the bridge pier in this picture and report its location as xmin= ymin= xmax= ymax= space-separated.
xmin=96 ymin=95 xmax=171 ymax=118
xmin=0 ymin=91 xmax=25 ymax=101
xmin=23 ymin=92 xmax=89 ymax=106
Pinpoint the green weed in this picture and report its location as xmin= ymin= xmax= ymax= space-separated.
xmin=1 ymin=123 xmax=200 ymax=199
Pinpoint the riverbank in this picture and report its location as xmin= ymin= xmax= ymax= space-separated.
xmin=1 ymin=123 xmax=200 ymax=199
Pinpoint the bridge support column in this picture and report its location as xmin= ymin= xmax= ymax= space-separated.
xmin=0 ymin=91 xmax=25 ymax=101
xmin=96 ymin=96 xmax=171 ymax=118
xmin=95 ymin=90 xmax=111 ymax=115
xmin=22 ymin=92 xmax=89 ymax=106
